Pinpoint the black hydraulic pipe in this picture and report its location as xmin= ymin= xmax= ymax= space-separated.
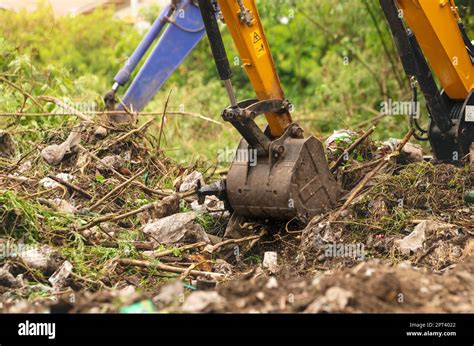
xmin=379 ymin=0 xmax=452 ymax=134
xmin=197 ymin=0 xmax=232 ymax=81
xmin=198 ymin=0 xmax=237 ymax=106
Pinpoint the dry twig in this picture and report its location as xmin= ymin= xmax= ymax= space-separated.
xmin=46 ymin=174 xmax=93 ymax=200
xmin=77 ymin=195 xmax=179 ymax=232
xmin=89 ymin=168 xmax=146 ymax=211
xmin=117 ymin=258 xmax=224 ymax=279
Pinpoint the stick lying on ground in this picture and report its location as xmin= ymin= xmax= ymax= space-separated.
xmin=77 ymin=194 xmax=179 ymax=232
xmin=46 ymin=174 xmax=93 ymax=200
xmin=117 ymin=258 xmax=225 ymax=279
xmin=144 ymin=242 xmax=209 ymax=258
xmin=106 ymin=119 xmax=154 ymax=148
xmin=204 ymin=235 xmax=263 ymax=254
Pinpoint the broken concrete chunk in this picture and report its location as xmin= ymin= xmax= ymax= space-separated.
xmin=41 ymin=144 xmax=67 ymax=166
xmin=190 ymin=195 xmax=227 ymax=217
xmin=48 ymin=260 xmax=73 ymax=289
xmin=263 ymin=252 xmax=278 ymax=273
xmin=0 ymin=268 xmax=21 ymax=288
xmin=41 ymin=123 xmax=83 ymax=165
xmin=142 ymin=212 xmax=210 ymax=245
xmin=18 ymin=245 xmax=60 ymax=274
xmin=265 ymin=277 xmax=279 ymax=289
xmin=181 ymin=291 xmax=224 ymax=313
xmin=153 ymin=280 xmax=184 ymax=309
xmin=96 ymin=155 xmax=125 ymax=172
xmin=144 ymin=194 xmax=180 ymax=221
xmin=20 ymin=245 xmax=52 ymax=271
xmin=401 ymin=142 xmax=424 ymax=163
xmin=305 ymin=286 xmax=353 ymax=313
xmin=0 ymin=130 xmax=16 ymax=158
xmin=178 ymin=171 xmax=204 ymax=193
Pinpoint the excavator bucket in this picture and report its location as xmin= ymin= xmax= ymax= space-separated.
xmin=226 ymin=124 xmax=339 ymax=221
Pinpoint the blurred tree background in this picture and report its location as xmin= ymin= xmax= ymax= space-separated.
xmin=1 ymin=0 xmax=473 ymax=164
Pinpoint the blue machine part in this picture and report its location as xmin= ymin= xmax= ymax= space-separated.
xmin=118 ymin=0 xmax=205 ymax=112
xmin=113 ymin=3 xmax=173 ymax=87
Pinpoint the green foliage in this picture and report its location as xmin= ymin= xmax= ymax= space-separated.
xmin=0 ymin=191 xmax=74 ymax=241
xmin=0 ymin=3 xmax=140 ymax=78
xmin=0 ymin=191 xmax=40 ymax=240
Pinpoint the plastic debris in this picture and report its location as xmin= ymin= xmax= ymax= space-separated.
xmin=325 ymin=130 xmax=357 ymax=149
xmin=48 ymin=260 xmax=73 ymax=289
xmin=119 ymin=300 xmax=156 ymax=314
xmin=395 ymin=220 xmax=456 ymax=255
xmin=40 ymin=173 xmax=74 ymax=189
xmin=142 ymin=212 xmax=210 ymax=245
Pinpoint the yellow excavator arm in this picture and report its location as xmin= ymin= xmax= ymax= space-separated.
xmin=398 ymin=0 xmax=474 ymax=100
xmin=380 ymin=0 xmax=474 ymax=161
xmin=216 ymin=0 xmax=292 ymax=137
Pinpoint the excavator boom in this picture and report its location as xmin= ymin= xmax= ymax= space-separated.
xmin=106 ymin=0 xmax=205 ymax=123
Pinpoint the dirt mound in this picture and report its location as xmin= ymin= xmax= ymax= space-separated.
xmin=0 ymin=121 xmax=472 ymax=313
xmin=211 ymin=255 xmax=474 ymax=313
xmin=299 ymin=162 xmax=472 ymax=272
